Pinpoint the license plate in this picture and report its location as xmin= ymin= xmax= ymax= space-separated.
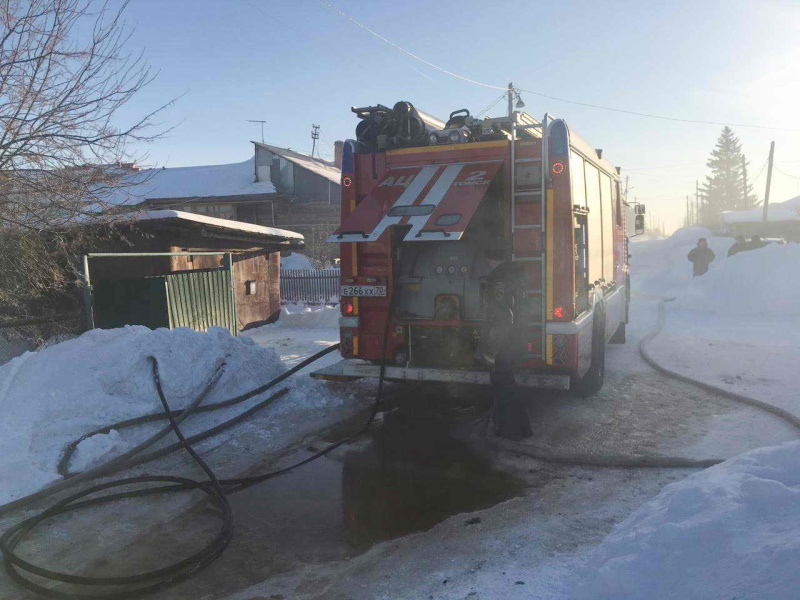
xmin=340 ymin=285 xmax=386 ymax=297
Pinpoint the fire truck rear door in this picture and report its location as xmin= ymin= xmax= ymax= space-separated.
xmin=327 ymin=161 xmax=502 ymax=243
xmin=401 ymin=161 xmax=502 ymax=242
xmin=327 ymin=165 xmax=441 ymax=243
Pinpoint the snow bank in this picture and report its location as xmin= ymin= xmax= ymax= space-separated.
xmin=576 ymin=441 xmax=800 ymax=600
xmin=630 ymin=227 xmax=732 ymax=298
xmin=275 ymin=304 xmax=340 ymax=329
xmin=666 ymin=226 xmax=714 ymax=246
xmin=281 ymin=252 xmax=315 ymax=270
xmin=673 ymin=242 xmax=800 ymax=317
xmin=0 ymin=325 xmax=341 ymax=505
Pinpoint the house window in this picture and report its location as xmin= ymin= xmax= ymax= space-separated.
xmin=245 ymin=280 xmax=257 ymax=295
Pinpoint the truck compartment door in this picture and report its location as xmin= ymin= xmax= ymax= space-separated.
xmin=327 ymin=165 xmax=441 ymax=243
xmin=401 ymin=161 xmax=502 ymax=242
xmin=327 ymin=161 xmax=502 ymax=244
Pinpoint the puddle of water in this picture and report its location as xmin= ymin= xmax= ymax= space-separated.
xmin=2 ymin=391 xmax=525 ymax=600
xmin=233 ymin=396 xmax=525 ymax=558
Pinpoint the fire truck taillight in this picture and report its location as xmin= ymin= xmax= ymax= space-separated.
xmin=551 ymin=162 xmax=565 ymax=175
xmin=553 ymin=306 xmax=566 ymax=319
xmin=343 ymin=301 xmax=354 ymax=316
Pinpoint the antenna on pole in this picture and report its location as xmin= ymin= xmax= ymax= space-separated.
xmin=311 ymin=124 xmax=320 ymax=158
xmin=247 ymin=120 xmax=266 ymax=143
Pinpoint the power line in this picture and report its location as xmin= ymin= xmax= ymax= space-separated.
xmin=626 ymin=162 xmax=706 ymax=171
xmin=476 ymin=93 xmax=507 ymax=117
xmin=318 ymin=0 xmax=505 ymax=91
xmin=751 ymin=159 xmax=769 ymax=185
xmin=774 ymin=166 xmax=800 ymax=180
xmin=513 ymin=86 xmax=800 ymax=132
xmin=318 ymin=0 xmax=800 ymax=132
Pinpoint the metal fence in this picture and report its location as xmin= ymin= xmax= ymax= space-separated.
xmin=280 ymin=269 xmax=339 ymax=304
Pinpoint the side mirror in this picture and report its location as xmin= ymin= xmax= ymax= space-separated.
xmin=635 ymin=214 xmax=645 ymax=235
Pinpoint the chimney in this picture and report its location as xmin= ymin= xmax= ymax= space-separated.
xmin=334 ymin=141 xmax=344 ymax=169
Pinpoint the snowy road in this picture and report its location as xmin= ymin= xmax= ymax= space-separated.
xmin=210 ymin=292 xmax=796 ymax=600
xmin=44 ymin=297 xmax=786 ymax=600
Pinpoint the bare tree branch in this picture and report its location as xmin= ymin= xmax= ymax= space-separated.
xmin=0 ymin=0 xmax=173 ymax=311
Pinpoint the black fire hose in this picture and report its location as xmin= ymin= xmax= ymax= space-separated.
xmin=0 ymin=343 xmax=341 ymax=518
xmin=1 ymin=285 xmax=400 ymax=598
xmin=1 ymin=359 xmax=234 ymax=599
xmin=57 ymin=343 xmax=345 ymax=479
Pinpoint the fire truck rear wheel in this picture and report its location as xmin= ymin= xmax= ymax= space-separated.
xmin=570 ymin=310 xmax=606 ymax=397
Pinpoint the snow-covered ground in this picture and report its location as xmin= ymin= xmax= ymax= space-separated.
xmin=0 ymin=320 xmax=349 ymax=506
xmin=576 ymin=230 xmax=800 ymax=600
xmin=242 ymin=303 xmax=341 ymax=370
xmin=576 ymin=440 xmax=800 ymax=600
xmin=638 ymin=231 xmax=800 ymax=419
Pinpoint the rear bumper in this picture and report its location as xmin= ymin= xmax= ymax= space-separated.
xmin=311 ymin=359 xmax=571 ymax=390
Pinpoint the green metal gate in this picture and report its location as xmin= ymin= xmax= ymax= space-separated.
xmin=164 ymin=268 xmax=237 ymax=334
xmin=84 ymin=252 xmax=238 ymax=336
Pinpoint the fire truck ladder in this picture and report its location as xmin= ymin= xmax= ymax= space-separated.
xmin=510 ymin=112 xmax=552 ymax=362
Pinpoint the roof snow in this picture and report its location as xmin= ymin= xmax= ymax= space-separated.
xmin=254 ymin=142 xmax=341 ymax=185
xmin=104 ymin=157 xmax=276 ymax=207
xmin=722 ymin=195 xmax=800 ymax=224
xmin=129 ymin=209 xmax=304 ymax=241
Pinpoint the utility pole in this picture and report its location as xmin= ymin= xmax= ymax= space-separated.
xmin=695 ymin=180 xmax=700 ymax=226
xmin=763 ymin=141 xmax=775 ymax=222
xmin=311 ymin=124 xmax=320 ymax=158
xmin=686 ymin=196 xmax=690 ymax=227
xmin=507 ymin=82 xmax=514 ymax=118
xmin=247 ymin=120 xmax=266 ymax=143
xmin=741 ymin=156 xmax=749 ymax=210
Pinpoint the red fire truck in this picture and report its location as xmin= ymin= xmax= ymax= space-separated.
xmin=312 ymin=101 xmax=643 ymax=395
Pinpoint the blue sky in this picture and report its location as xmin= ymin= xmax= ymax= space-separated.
xmin=113 ymin=0 xmax=800 ymax=233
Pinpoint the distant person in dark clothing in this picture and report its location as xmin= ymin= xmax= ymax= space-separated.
xmin=728 ymin=235 xmax=747 ymax=257
xmin=688 ymin=238 xmax=715 ymax=277
xmin=478 ymin=239 xmax=533 ymax=441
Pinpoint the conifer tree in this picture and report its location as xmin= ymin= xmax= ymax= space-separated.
xmin=699 ymin=127 xmax=758 ymax=229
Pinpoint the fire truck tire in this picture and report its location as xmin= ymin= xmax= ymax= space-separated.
xmin=570 ymin=310 xmax=606 ymax=397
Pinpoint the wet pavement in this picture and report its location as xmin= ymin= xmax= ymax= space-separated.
xmin=233 ymin=403 xmax=524 ymax=555
xmin=4 ymin=368 xmax=794 ymax=600
xmin=43 ymin=385 xmax=525 ymax=600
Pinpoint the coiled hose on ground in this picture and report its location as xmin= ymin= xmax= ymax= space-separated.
xmin=0 ymin=337 xmax=396 ymax=599
xmin=0 ymin=281 xmax=401 ymax=598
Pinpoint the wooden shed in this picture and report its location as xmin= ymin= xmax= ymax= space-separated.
xmin=83 ymin=210 xmax=303 ymax=332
